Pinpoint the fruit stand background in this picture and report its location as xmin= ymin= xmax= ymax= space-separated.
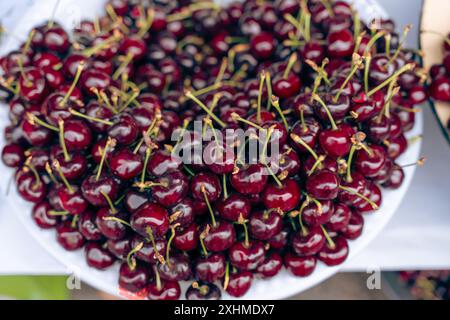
xmin=0 ymin=0 xmax=449 ymax=299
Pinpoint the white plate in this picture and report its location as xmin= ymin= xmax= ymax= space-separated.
xmin=0 ymin=0 xmax=422 ymax=299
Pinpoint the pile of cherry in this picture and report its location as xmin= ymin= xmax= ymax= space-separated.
xmin=428 ymin=32 xmax=450 ymax=128
xmin=0 ymin=0 xmax=426 ymax=300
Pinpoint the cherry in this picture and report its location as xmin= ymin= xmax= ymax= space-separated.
xmin=353 ymin=182 xmax=382 ymax=213
xmin=216 ymin=193 xmax=251 ymax=222
xmin=289 ymin=118 xmax=321 ymax=153
xmin=110 ymin=149 xmax=143 ymax=180
xmin=186 ymin=282 xmax=221 ymax=300
xmin=268 ymin=227 xmax=289 ymax=250
xmin=354 ymin=145 xmax=387 ymax=178
xmin=157 ymin=254 xmax=192 ymax=281
xmin=147 ymin=280 xmax=181 ymax=300
xmin=273 ymin=73 xmax=302 ymax=99
xmin=61 ymin=120 xmax=92 ymax=151
xmin=318 ymin=126 xmax=351 ymax=158
xmin=225 ymin=271 xmax=253 ymax=298
xmin=256 ymin=252 xmax=283 ymax=278
xmin=284 ymin=253 xmax=316 ymax=277
xmin=341 ymin=212 xmax=364 ymax=240
xmin=250 ymin=32 xmax=276 ymax=59
xmin=108 ymin=113 xmax=139 ymax=145
xmin=292 ymin=226 xmax=326 ymax=257
xmin=190 ymin=172 xmax=222 ymax=202
xmin=325 ymin=203 xmax=352 ymax=232
xmin=119 ymin=262 xmax=150 ymax=293
xmin=32 ymin=201 xmax=58 ymax=229
xmin=131 ymin=235 xmax=167 ymax=264
xmin=302 ymin=199 xmax=334 ymax=226
xmin=301 ymin=41 xmax=325 ymax=64
xmin=318 ymin=236 xmax=349 ymax=266
xmin=16 ymin=168 xmax=47 ymax=203
xmin=169 ymin=198 xmax=195 ymax=227
xmin=195 ymin=253 xmax=226 ymax=283
xmin=85 ymin=242 xmax=115 ymax=270
xmin=229 ymin=240 xmax=265 ymax=271
xmin=152 ymin=171 xmax=189 ymax=207
xmin=429 ymin=77 xmax=450 ymax=102
xmin=56 ymin=221 xmax=85 ymax=251
xmin=338 ymin=172 xmax=367 ymax=205
xmin=107 ymin=238 xmax=131 ymax=260
xmin=383 ymin=164 xmax=404 ymax=189
xmin=57 ymin=185 xmax=88 ymax=215
xmin=78 ymin=211 xmax=103 ymax=241
xmin=230 ymin=164 xmax=268 ymax=195
xmin=1 ymin=143 xmax=25 ymax=168
xmin=131 ymin=202 xmax=169 ymax=238
xmin=350 ymin=91 xmax=385 ymax=121
xmin=81 ymin=174 xmax=119 ymax=207
xmin=96 ymin=208 xmax=128 ymax=240
xmin=80 ymin=69 xmax=111 ymax=96
xmin=306 ymin=170 xmax=340 ymax=200
xmin=43 ymin=26 xmax=70 ymax=53
xmin=84 ymin=101 xmax=114 ymax=133
xmin=202 ymin=221 xmax=236 ymax=252
xmin=262 ymin=178 xmax=301 ymax=212
xmin=249 ymin=210 xmax=283 ymax=241
xmin=173 ymin=224 xmax=198 ymax=251
xmin=327 ymin=29 xmax=354 ymax=58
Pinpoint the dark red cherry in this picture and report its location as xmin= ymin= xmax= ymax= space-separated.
xmin=284 ymin=252 xmax=316 ymax=277
xmin=325 ymin=203 xmax=352 ymax=232
xmin=306 ymin=170 xmax=340 ymax=200
xmin=147 ymin=280 xmax=180 ymax=300
xmin=292 ymin=226 xmax=325 ymax=256
xmin=301 ymin=41 xmax=325 ymax=64
xmin=19 ymin=67 xmax=47 ymax=103
xmin=108 ymin=113 xmax=139 ymax=145
xmin=16 ymin=169 xmax=47 ymax=203
xmin=341 ymin=212 xmax=364 ymax=240
xmin=80 ymin=69 xmax=111 ymax=96
xmin=369 ymin=54 xmax=398 ymax=85
xmin=43 ymin=26 xmax=70 ymax=53
xmin=147 ymin=150 xmax=181 ymax=176
xmin=173 ymin=223 xmax=198 ymax=251
xmin=229 ymin=240 xmax=265 ymax=270
xmin=57 ymin=185 xmax=88 ymax=215
xmin=85 ymin=242 xmax=115 ymax=270
xmin=302 ymin=199 xmax=334 ymax=226
xmin=204 ymin=142 xmax=235 ymax=174
xmin=203 ymin=221 xmax=236 ymax=252
xmin=354 ymin=182 xmax=382 ymax=213
xmin=107 ymin=237 xmax=131 ymax=260
xmin=124 ymin=190 xmax=147 ymax=213
xmin=186 ymin=282 xmax=221 ymax=300
xmin=131 ymin=235 xmax=167 ymax=264
xmin=383 ymin=164 xmax=404 ymax=189
xmin=56 ymin=221 xmax=85 ymax=251
xmin=190 ymin=172 xmax=222 ymax=202
xmin=225 ymin=271 xmax=253 ymax=298
xmin=315 ymin=94 xmax=351 ymax=122
xmin=256 ymin=252 xmax=283 ymax=278
xmin=84 ymin=101 xmax=114 ymax=133
xmin=354 ymin=145 xmax=387 ymax=178
xmin=319 ymin=127 xmax=351 ymax=158
xmin=169 ymin=198 xmax=195 ymax=227
xmin=81 ymin=174 xmax=119 ymax=207
xmin=318 ymin=236 xmax=349 ymax=266
xmin=327 ymin=29 xmax=354 ymax=58
xmin=216 ymin=193 xmax=251 ymax=222
xmin=350 ymin=91 xmax=385 ymax=121
xmin=152 ymin=171 xmax=189 ymax=207
xmin=430 ymin=76 xmax=450 ymax=102
xmin=96 ymin=208 xmax=128 ymax=240
xmin=230 ymin=164 xmax=268 ymax=195
xmin=119 ymin=262 xmax=150 ymax=293
xmin=157 ymin=254 xmax=192 ymax=281
xmin=130 ymin=202 xmax=169 ymax=238
xmin=51 ymin=152 xmax=87 ymax=181
xmin=290 ymin=118 xmax=321 ymax=153
xmin=268 ymin=227 xmax=289 ymax=249
xmin=78 ymin=211 xmax=103 ymax=241
xmin=250 ymin=32 xmax=276 ymax=59
xmin=62 ymin=120 xmax=92 ymax=151
xmin=120 ymin=36 xmax=147 ymax=60
xmin=109 ymin=149 xmax=143 ymax=180
xmin=273 ymin=73 xmax=302 ymax=99
xmin=262 ymin=178 xmax=301 ymax=212
xmin=386 ymin=134 xmax=407 ymax=159
xmin=2 ymin=143 xmax=25 ymax=168
xmin=338 ymin=172 xmax=367 ymax=205
xmin=32 ymin=201 xmax=58 ymax=229
xmin=195 ymin=253 xmax=226 ymax=283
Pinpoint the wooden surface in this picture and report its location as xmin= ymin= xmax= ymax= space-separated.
xmin=421 ymin=0 xmax=450 ymax=133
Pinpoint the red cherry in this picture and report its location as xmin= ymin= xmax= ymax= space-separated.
xmin=284 ymin=252 xmax=316 ymax=277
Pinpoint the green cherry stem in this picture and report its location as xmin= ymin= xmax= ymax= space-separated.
xmin=290 ymin=133 xmax=319 ymax=160
xmin=312 ymin=94 xmax=337 ymax=130
xmin=201 ymin=186 xmax=217 ymax=228
xmin=52 ymin=160 xmax=73 ymax=194
xmin=59 ymin=62 xmax=85 ymax=107
xmin=100 ymin=190 xmax=118 ymax=214
xmin=338 ymin=185 xmax=379 ymax=210
xmin=257 ymin=70 xmax=266 ymax=124
xmin=126 ymin=242 xmax=144 ymax=270
xmin=58 ymin=120 xmax=71 ymax=162
xmin=320 ymin=225 xmax=336 ymax=249
xmin=185 ymin=90 xmax=226 ymax=128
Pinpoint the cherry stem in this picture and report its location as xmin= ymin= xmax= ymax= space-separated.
xmin=306 ymin=59 xmax=330 ymax=86
xmin=166 ymin=225 xmax=178 ymax=268
xmin=199 ymin=228 xmax=209 ymax=257
xmin=367 ymin=64 xmax=414 ymax=97
xmin=297 ymin=199 xmax=310 ymax=235
xmin=201 ymin=186 xmax=217 ymax=228
xmin=261 ymin=125 xmax=274 ymax=165
xmin=139 ymin=147 xmax=153 ymax=191
xmin=58 ymin=120 xmax=71 ymax=162
xmin=22 ymin=29 xmax=36 ymax=56
xmin=53 ymin=160 xmax=73 ymax=194
xmin=146 ymin=227 xmax=165 ymax=265
xmin=103 ymin=216 xmax=130 ymax=227
xmin=71 ymin=215 xmax=79 ymax=229
xmin=184 ymin=165 xmax=195 ymax=177
xmin=190 ymin=82 xmax=222 ymax=97
xmin=266 ymin=71 xmax=273 ymax=110
xmin=387 ymin=24 xmax=412 ymax=66
xmin=17 ymin=57 xmax=31 ymax=87
xmin=364 ymin=30 xmax=386 ymax=56
xmin=137 ymin=7 xmax=154 ymax=38
xmin=82 ymin=32 xmax=121 ymax=57
xmin=238 ymin=214 xmax=250 ymax=248
xmin=364 ymin=54 xmax=372 ymax=94
xmin=299 ymin=106 xmax=307 ymax=133
xmin=223 ymin=262 xmax=230 ymax=290
xmin=222 ymin=174 xmax=228 ymax=199
xmin=69 ymin=108 xmax=113 ymax=125
xmin=134 ymin=113 xmax=161 ymax=154
xmin=185 ymin=90 xmax=226 ymax=128
xmin=401 ymin=157 xmax=426 ymax=168
xmin=96 ymin=137 xmax=115 ymax=181
xmin=333 ymin=53 xmax=363 ymax=102
xmin=320 ymin=0 xmax=334 ymax=17
xmin=313 ymin=94 xmax=337 ymax=130
xmin=48 ymin=210 xmax=69 ymax=216
xmin=266 ymin=164 xmax=283 ymax=188
xmin=45 ymin=162 xmax=58 ymax=184
xmin=112 ymin=52 xmax=134 ymax=81
xmin=339 ymin=185 xmax=379 ymax=209
xmin=230 ymin=113 xmax=265 ymax=131
xmin=379 ymin=84 xmax=400 ymax=121
xmin=271 ymin=95 xmax=289 ymax=132
xmin=257 ymin=71 xmax=266 ymax=124
xmin=385 ymin=33 xmax=391 ymax=57
xmin=100 ymin=191 xmax=117 ymax=214
xmin=126 ymin=242 xmax=144 ymax=271
xmin=215 ymin=57 xmax=228 ymax=85
xmin=59 ymin=62 xmax=85 ymax=107
xmin=290 ymin=133 xmax=319 ymax=160
xmin=308 ymin=155 xmax=325 ymax=176
xmin=320 ymin=225 xmax=336 ymax=249
xmin=154 ymin=265 xmax=162 ymax=291
xmin=283 ymin=53 xmax=297 ymax=79
xmin=24 ymin=160 xmax=41 ymax=189
xmin=27 ymin=113 xmax=59 ymax=132
xmin=346 ymin=145 xmax=357 ymax=182
xmin=353 ymin=11 xmax=360 ymax=40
